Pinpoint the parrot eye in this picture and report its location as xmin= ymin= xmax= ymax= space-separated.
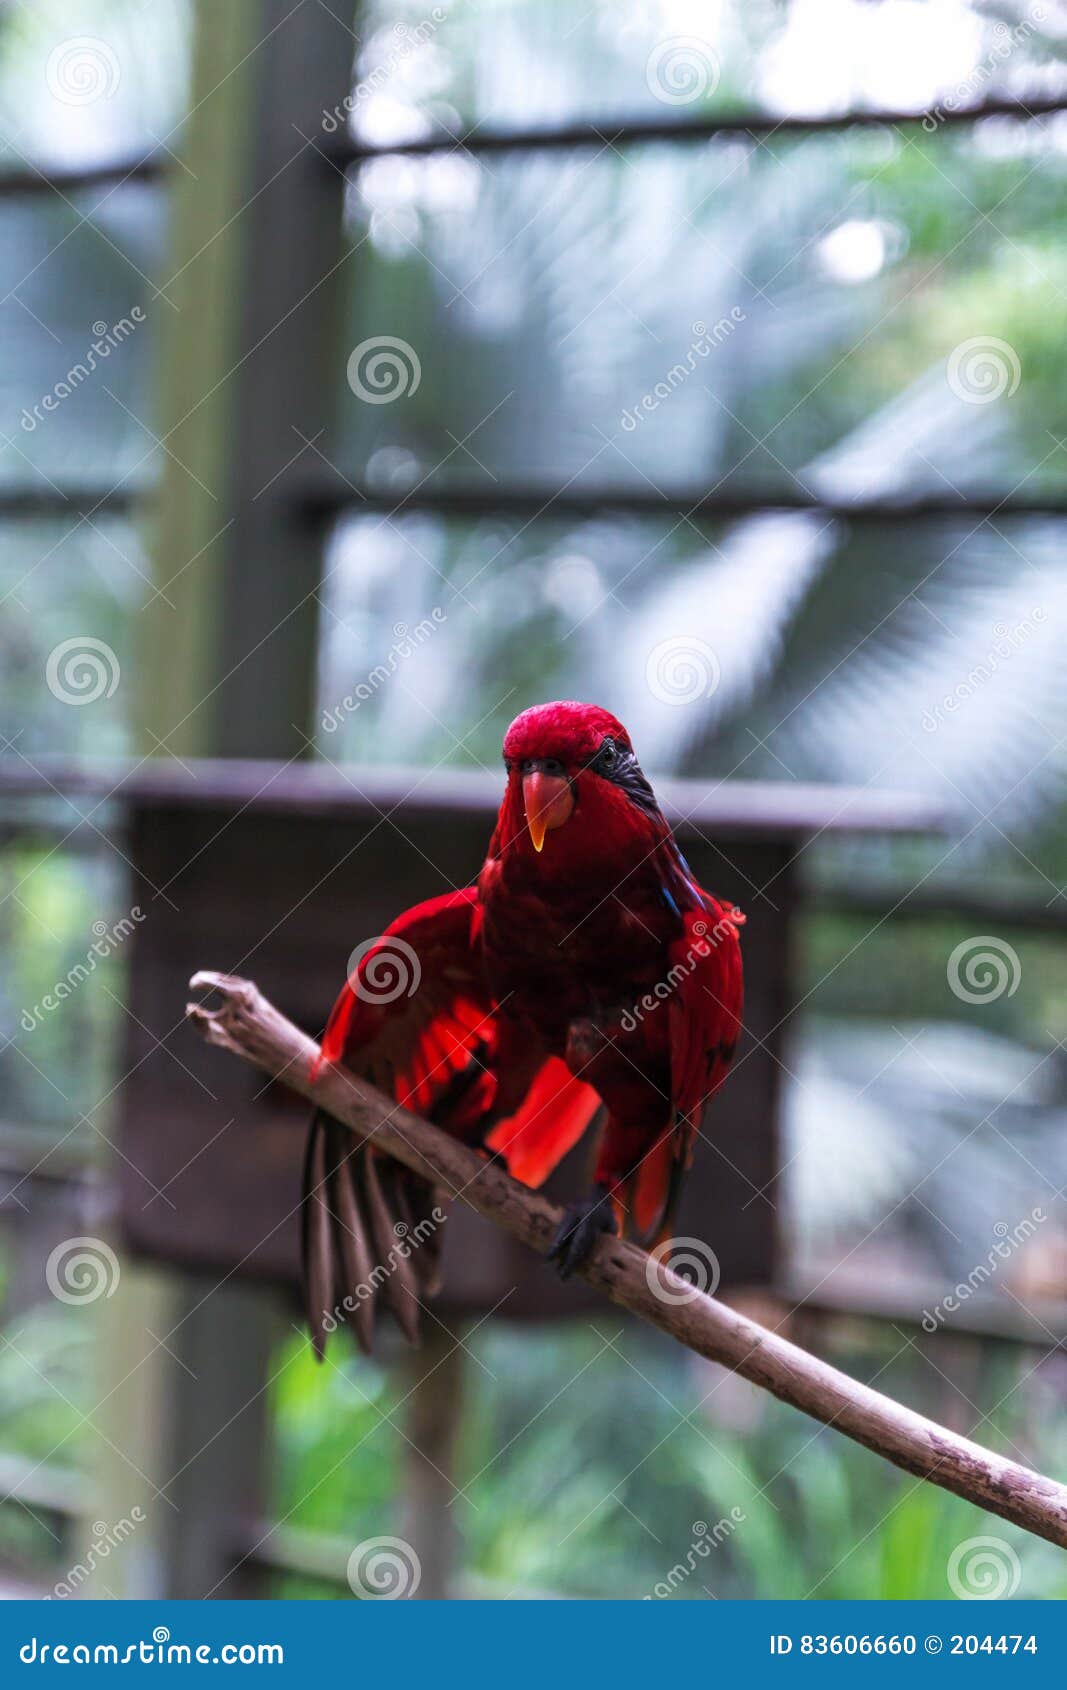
xmin=595 ymin=738 xmax=618 ymax=772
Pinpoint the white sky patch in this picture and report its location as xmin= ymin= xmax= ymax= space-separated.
xmin=759 ymin=0 xmax=987 ymax=116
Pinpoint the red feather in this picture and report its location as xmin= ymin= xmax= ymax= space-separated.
xmin=303 ymin=700 xmax=744 ymax=1352
xmin=484 ymin=1057 xmax=601 ymax=1188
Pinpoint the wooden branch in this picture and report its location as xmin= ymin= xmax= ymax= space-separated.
xmin=186 ymin=970 xmax=1067 ymax=1552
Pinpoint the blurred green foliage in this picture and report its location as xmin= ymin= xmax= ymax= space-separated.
xmin=3 ymin=0 xmax=1067 ymax=1603
xmin=267 ymin=1317 xmax=1067 ymax=1599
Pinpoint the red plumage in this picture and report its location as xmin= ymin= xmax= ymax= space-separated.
xmin=303 ymin=700 xmax=743 ymax=1354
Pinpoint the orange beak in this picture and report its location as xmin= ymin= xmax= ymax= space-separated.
xmin=522 ymin=771 xmax=575 ymax=852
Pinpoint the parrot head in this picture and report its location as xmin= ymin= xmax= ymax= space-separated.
xmin=501 ymin=700 xmax=660 ymax=856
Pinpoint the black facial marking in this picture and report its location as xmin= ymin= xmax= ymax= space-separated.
xmin=586 ymin=736 xmax=659 ymax=816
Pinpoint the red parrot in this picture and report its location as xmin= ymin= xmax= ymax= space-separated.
xmin=303 ymin=700 xmax=744 ymax=1354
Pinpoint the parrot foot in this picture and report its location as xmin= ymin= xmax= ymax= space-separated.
xmin=547 ymin=1183 xmax=617 ymax=1280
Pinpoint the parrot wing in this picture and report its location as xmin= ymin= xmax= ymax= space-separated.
xmin=626 ymin=894 xmax=745 ymax=1245
xmin=315 ymin=887 xmax=494 ymax=1118
xmin=304 ymin=887 xmax=600 ymax=1355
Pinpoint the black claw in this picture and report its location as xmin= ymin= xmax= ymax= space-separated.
xmin=547 ymin=1184 xmax=618 ymax=1279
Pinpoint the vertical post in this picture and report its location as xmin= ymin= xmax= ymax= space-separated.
xmin=97 ymin=0 xmax=357 ymax=1597
xmin=142 ymin=0 xmax=354 ymax=759
xmin=399 ymin=1327 xmax=466 ymax=1600
xmin=156 ymin=1280 xmax=285 ymax=1598
xmin=83 ymin=1263 xmax=177 ymax=1599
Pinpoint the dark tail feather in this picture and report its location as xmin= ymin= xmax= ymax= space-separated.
xmin=361 ymin=1152 xmax=422 ymax=1346
xmin=301 ymin=1109 xmax=448 ymax=1357
xmin=323 ymin=1120 xmax=375 ymax=1356
xmin=394 ymin=1163 xmax=448 ymax=1297
xmin=301 ymin=1110 xmax=336 ymax=1361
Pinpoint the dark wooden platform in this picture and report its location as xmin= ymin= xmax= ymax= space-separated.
xmin=0 ymin=758 xmax=948 ymax=1322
